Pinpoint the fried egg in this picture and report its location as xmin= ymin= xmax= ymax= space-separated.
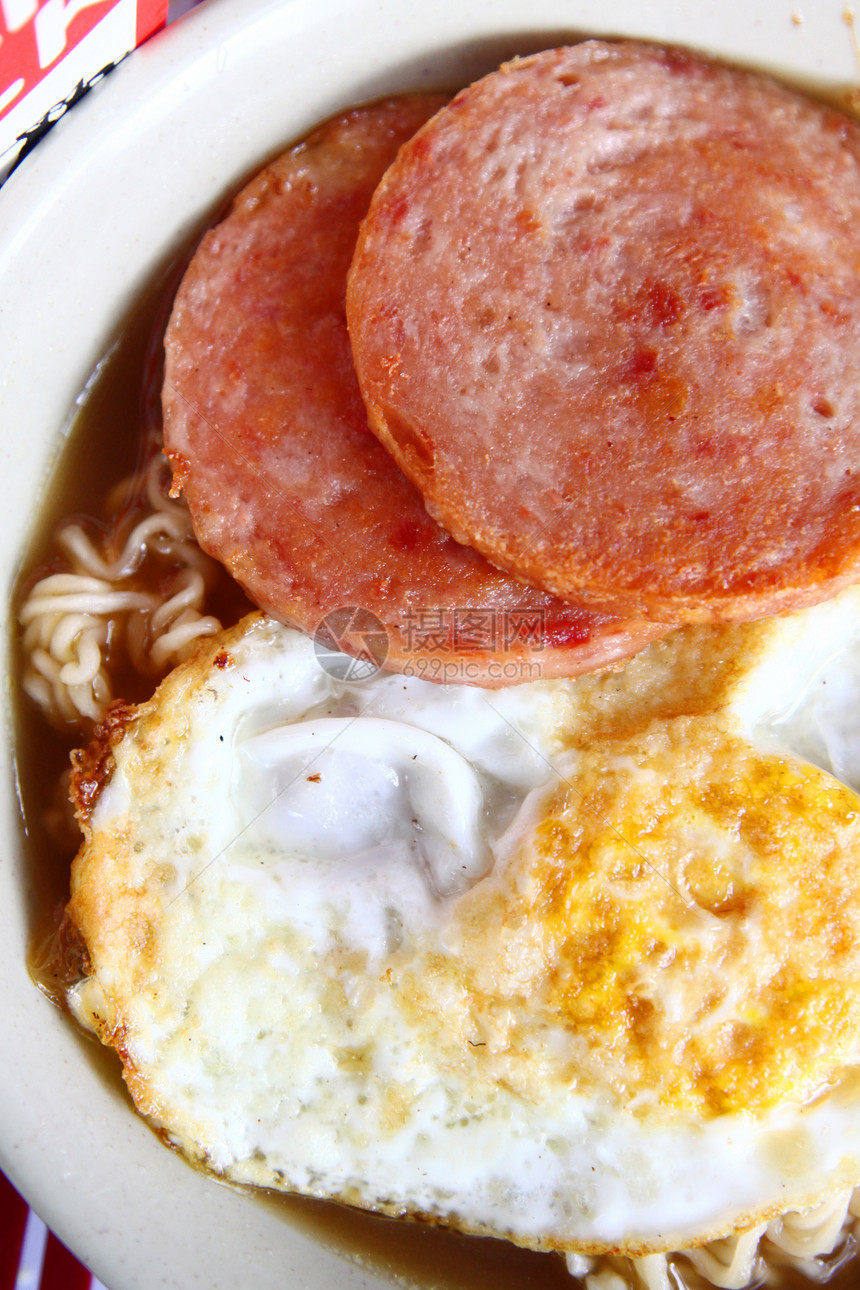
xmin=66 ymin=590 xmax=860 ymax=1257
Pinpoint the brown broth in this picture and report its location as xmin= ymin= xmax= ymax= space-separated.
xmin=13 ymin=96 xmax=860 ymax=1290
xmin=15 ymin=262 xmax=173 ymax=937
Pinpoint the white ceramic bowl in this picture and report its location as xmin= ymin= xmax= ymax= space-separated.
xmin=1 ymin=2 xmax=857 ymax=1286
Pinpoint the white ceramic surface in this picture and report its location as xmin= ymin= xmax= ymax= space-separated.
xmin=1 ymin=1 xmax=858 ymax=1287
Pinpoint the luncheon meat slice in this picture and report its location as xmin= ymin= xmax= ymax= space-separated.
xmin=348 ymin=43 xmax=860 ymax=624
xmin=162 ymin=97 xmax=666 ymax=685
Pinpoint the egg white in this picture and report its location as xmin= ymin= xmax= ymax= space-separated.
xmin=67 ymin=591 xmax=860 ymax=1256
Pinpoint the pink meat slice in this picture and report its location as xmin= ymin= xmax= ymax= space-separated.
xmin=348 ymin=44 xmax=860 ymax=625
xmin=163 ymin=96 xmax=666 ymax=685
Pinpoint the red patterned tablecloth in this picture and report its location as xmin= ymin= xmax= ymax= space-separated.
xmin=0 ymin=1170 xmax=107 ymax=1290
